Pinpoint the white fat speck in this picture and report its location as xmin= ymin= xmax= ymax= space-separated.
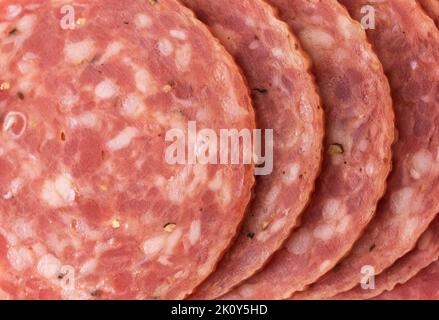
xmin=7 ymin=246 xmax=34 ymax=272
xmin=59 ymin=91 xmax=79 ymax=113
xmin=285 ymin=229 xmax=312 ymax=255
xmin=271 ymin=47 xmax=284 ymax=59
xmin=390 ymin=187 xmax=414 ymax=215
xmin=170 ymin=29 xmax=187 ymax=40
xmin=165 ymin=229 xmax=183 ymax=254
xmin=365 ymin=163 xmax=375 ymax=176
xmin=300 ymin=29 xmax=335 ymax=48
xmin=95 ymin=79 xmax=118 ymax=99
xmin=282 ymin=163 xmax=301 ymax=185
xmin=410 ymin=149 xmax=433 ymax=180
xmin=134 ymin=13 xmax=152 ymax=29
xmin=135 ymin=69 xmax=157 ymax=95
xmin=98 ymin=41 xmax=124 ymax=64
xmin=2 ymin=111 xmax=27 ymax=139
xmin=18 ymin=80 xmax=32 ymax=91
xmin=319 ymin=260 xmax=332 ymax=272
xmin=6 ymin=5 xmax=22 ymax=19
xmin=410 ymin=61 xmax=418 ymax=70
xmin=175 ymin=44 xmax=192 ymax=71
xmin=189 ymin=220 xmax=201 ymax=245
xmin=158 ymin=38 xmax=174 ymax=56
xmin=16 ymin=14 xmax=36 ymax=32
xmin=76 ymin=112 xmax=98 ymax=128
xmin=249 ymin=40 xmax=259 ymax=50
xmin=12 ymin=217 xmax=34 ymax=240
xmin=37 ymin=254 xmax=61 ymax=278
xmin=322 ymin=199 xmax=345 ymax=220
xmin=401 ymin=218 xmax=419 ymax=242
xmin=143 ymin=235 xmax=166 ymax=257
xmin=17 ymin=60 xmax=32 ymax=74
xmin=174 ymin=270 xmax=189 ymax=279
xmin=245 ymin=17 xmax=256 ymax=27
xmin=79 ymin=259 xmax=97 ymax=275
xmin=313 ymin=224 xmax=334 ymax=241
xmin=64 ymin=39 xmax=96 ymax=65
xmin=3 ymin=191 xmax=12 ymax=200
xmin=239 ymin=285 xmax=255 ymax=299
xmin=106 ymin=127 xmax=139 ymax=152
xmin=336 ymin=215 xmax=352 ymax=234
xmin=41 ymin=174 xmax=76 ymax=208
xmin=6 ymin=178 xmax=23 ymax=199
xmin=158 ymin=255 xmax=172 ymax=266
xmin=121 ymin=94 xmax=146 ymax=118
xmin=337 ymin=15 xmax=357 ymax=39
xmin=264 ymin=185 xmax=281 ymax=206
xmin=267 ymin=217 xmax=287 ymax=234
xmin=208 ymin=171 xmax=223 ymax=191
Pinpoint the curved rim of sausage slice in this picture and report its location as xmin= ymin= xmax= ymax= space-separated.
xmin=374 ymin=260 xmax=439 ymax=300
xmin=418 ymin=0 xmax=439 ymax=27
xmin=294 ymin=0 xmax=439 ymax=300
xmin=220 ymin=0 xmax=394 ymax=300
xmin=335 ymin=217 xmax=439 ymax=299
xmin=0 ymin=0 xmax=255 ymax=300
xmin=180 ymin=0 xmax=324 ymax=300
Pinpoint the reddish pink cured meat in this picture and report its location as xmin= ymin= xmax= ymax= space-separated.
xmin=294 ymin=0 xmax=439 ymax=299
xmin=181 ymin=0 xmax=324 ymax=300
xmin=375 ymin=260 xmax=439 ymax=300
xmin=0 ymin=0 xmax=255 ymax=299
xmin=418 ymin=0 xmax=439 ymax=27
xmin=335 ymin=217 xmax=439 ymax=299
xmin=220 ymin=0 xmax=394 ymax=300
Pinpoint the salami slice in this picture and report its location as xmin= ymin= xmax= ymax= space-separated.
xmin=221 ymin=0 xmax=394 ymax=300
xmin=179 ymin=0 xmax=324 ymax=299
xmin=375 ymin=260 xmax=439 ymax=300
xmin=334 ymin=217 xmax=439 ymax=299
xmin=295 ymin=0 xmax=439 ymax=299
xmin=0 ymin=0 xmax=256 ymax=299
xmin=418 ymin=0 xmax=439 ymax=27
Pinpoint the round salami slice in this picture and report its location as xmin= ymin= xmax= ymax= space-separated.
xmin=374 ymin=260 xmax=439 ymax=300
xmin=180 ymin=0 xmax=324 ymax=299
xmin=221 ymin=0 xmax=394 ymax=300
xmin=418 ymin=0 xmax=439 ymax=27
xmin=295 ymin=0 xmax=439 ymax=299
xmin=0 ymin=0 xmax=255 ymax=299
xmin=335 ymin=217 xmax=439 ymax=299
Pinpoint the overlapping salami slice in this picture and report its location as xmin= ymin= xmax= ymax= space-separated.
xmin=0 ymin=0 xmax=256 ymax=299
xmin=295 ymin=0 xmax=439 ymax=299
xmin=375 ymin=260 xmax=439 ymax=300
xmin=180 ymin=0 xmax=324 ymax=299
xmin=221 ymin=0 xmax=394 ymax=300
xmin=334 ymin=217 xmax=439 ymax=299
xmin=418 ymin=0 xmax=439 ymax=27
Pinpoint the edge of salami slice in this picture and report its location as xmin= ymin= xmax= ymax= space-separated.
xmin=181 ymin=0 xmax=325 ymax=300
xmin=334 ymin=216 xmax=439 ymax=299
xmin=296 ymin=0 xmax=439 ymax=299
xmin=418 ymin=0 xmax=439 ymax=27
xmin=374 ymin=260 xmax=439 ymax=300
xmin=220 ymin=0 xmax=395 ymax=300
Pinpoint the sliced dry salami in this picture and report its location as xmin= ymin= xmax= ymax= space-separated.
xmin=180 ymin=0 xmax=324 ymax=299
xmin=0 ymin=0 xmax=255 ymax=299
xmin=221 ymin=0 xmax=394 ymax=300
xmin=418 ymin=0 xmax=439 ymax=27
xmin=375 ymin=260 xmax=439 ymax=300
xmin=335 ymin=217 xmax=439 ymax=299
xmin=295 ymin=0 xmax=439 ymax=299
